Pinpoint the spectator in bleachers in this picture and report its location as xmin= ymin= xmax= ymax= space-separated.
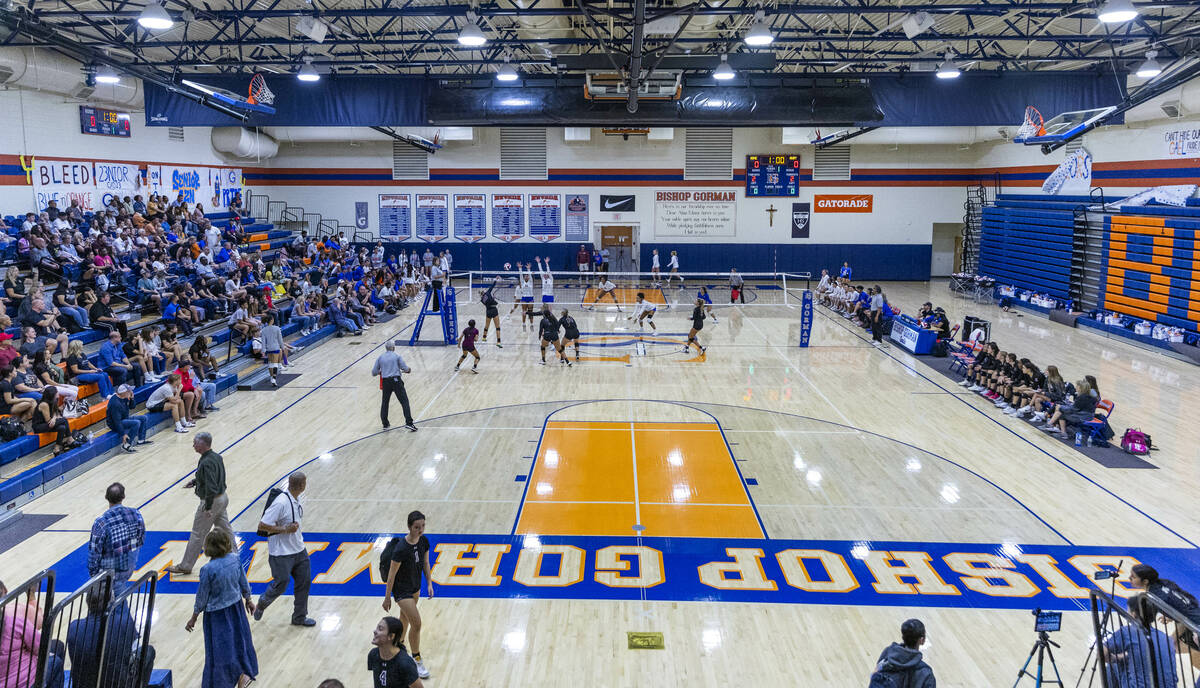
xmin=189 ymin=336 xmax=220 ymax=381
xmin=32 ymin=350 xmax=78 ymax=403
xmin=13 ymin=356 xmax=48 ymax=401
xmin=0 ymin=578 xmax=66 ymax=688
xmin=99 ymin=330 xmax=144 ymax=389
xmin=66 ymin=583 xmax=154 ymax=688
xmin=19 ymin=294 xmax=72 ymax=349
xmin=174 ymin=359 xmax=206 ymax=420
xmin=159 ymin=324 xmax=187 ymax=370
xmin=229 ymin=299 xmax=261 ymax=344
xmin=180 ymin=358 xmax=219 ymax=412
xmin=0 ymin=365 xmax=35 ymax=422
xmin=3 ymin=266 xmax=24 ymax=302
xmin=107 ymin=384 xmax=150 ymax=453
xmin=65 ymin=340 xmax=113 ymax=398
xmin=0 ymin=332 xmax=17 ymax=370
xmin=291 ymin=296 xmax=320 ymax=336
xmin=135 ymin=328 xmax=166 ymax=378
xmin=33 ymin=387 xmax=72 ymax=455
xmin=146 ymin=373 xmax=192 ymax=434
xmin=51 ymin=281 xmax=88 ymax=330
xmin=163 ymin=294 xmax=195 ymax=335
xmin=326 ymin=298 xmax=362 ymax=336
xmin=90 ymin=292 xmax=129 ymax=339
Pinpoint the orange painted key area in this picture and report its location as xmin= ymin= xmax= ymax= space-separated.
xmin=515 ymin=420 xmax=764 ymax=538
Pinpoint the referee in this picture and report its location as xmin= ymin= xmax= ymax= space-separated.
xmin=372 ymin=342 xmax=416 ymax=431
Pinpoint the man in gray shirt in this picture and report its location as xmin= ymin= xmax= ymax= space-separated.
xmin=372 ymin=342 xmax=416 ymax=431
xmin=729 ymin=268 xmax=746 ymax=304
xmin=869 ymin=285 xmax=889 ymax=347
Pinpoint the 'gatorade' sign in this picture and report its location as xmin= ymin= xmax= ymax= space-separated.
xmin=814 ymin=194 xmax=873 ymax=212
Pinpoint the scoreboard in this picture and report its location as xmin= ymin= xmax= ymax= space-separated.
xmin=746 ymin=154 xmax=800 ymax=197
xmin=79 ymin=105 xmax=131 ymax=137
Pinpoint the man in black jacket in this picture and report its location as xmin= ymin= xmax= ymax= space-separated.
xmin=873 ymin=619 xmax=936 ymax=687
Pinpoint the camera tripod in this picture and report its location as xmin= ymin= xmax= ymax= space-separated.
xmin=1014 ymin=631 xmax=1065 ymax=688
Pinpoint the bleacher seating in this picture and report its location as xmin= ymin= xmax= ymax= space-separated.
xmin=979 ymin=200 xmax=1075 ymax=300
xmin=1101 ymin=213 xmax=1200 ymax=333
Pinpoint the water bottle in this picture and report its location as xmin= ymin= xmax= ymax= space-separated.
xmin=1085 ymin=434 xmax=1091 ymax=447
xmin=1074 ymin=431 xmax=1082 ymax=447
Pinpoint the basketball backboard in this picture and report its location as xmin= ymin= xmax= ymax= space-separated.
xmin=1012 ymin=106 xmax=1116 ymax=145
xmin=180 ymin=77 xmax=277 ymax=115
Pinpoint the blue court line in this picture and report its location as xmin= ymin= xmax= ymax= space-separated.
xmin=138 ymin=319 xmax=417 ymax=511
xmin=509 ymin=412 xmax=554 ymax=536
xmin=229 ymin=397 xmax=1068 ymax=546
xmin=815 ymin=307 xmax=1196 ymax=549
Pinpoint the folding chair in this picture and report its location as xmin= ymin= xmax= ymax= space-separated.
xmin=1081 ymin=399 xmax=1115 ymax=444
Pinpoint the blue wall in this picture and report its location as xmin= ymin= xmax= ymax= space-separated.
xmin=355 ymin=242 xmax=932 ymax=280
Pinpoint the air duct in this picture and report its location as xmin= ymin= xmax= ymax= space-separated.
xmin=1123 ymin=78 xmax=1200 ymax=123
xmin=211 ymin=127 xmax=280 ymax=159
xmin=0 ymin=47 xmax=142 ymax=108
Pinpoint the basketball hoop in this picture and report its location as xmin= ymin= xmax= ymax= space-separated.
xmin=247 ymin=73 xmax=275 ymax=106
xmin=1015 ymin=106 xmax=1046 ymax=139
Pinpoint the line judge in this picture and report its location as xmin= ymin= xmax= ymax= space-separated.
xmin=372 ymin=342 xmax=416 ymax=431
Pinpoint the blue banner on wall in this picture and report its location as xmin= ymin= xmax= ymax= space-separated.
xmin=453 ymin=193 xmax=487 ymax=243
xmin=378 ymin=194 xmax=411 ymax=241
xmin=492 ymin=193 xmax=525 ymax=242
xmin=415 ymin=193 xmax=448 ymax=242
xmin=529 ymin=193 xmax=561 ymax=242
xmin=799 ymin=290 xmax=813 ymax=347
xmin=565 ymin=194 xmax=589 ymax=242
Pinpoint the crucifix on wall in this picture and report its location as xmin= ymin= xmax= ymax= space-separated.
xmin=766 ymin=204 xmax=778 ymax=227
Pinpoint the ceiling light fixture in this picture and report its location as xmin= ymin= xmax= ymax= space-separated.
xmin=1097 ymin=0 xmax=1138 ymax=23
xmin=137 ymin=1 xmax=174 ymax=30
xmin=1135 ymin=50 xmax=1162 ymax=78
xmin=457 ymin=12 xmax=487 ymax=47
xmin=297 ymin=56 xmax=320 ymax=82
xmin=936 ymin=52 xmax=961 ymax=79
xmin=744 ymin=10 xmax=774 ymax=46
xmin=713 ymin=54 xmax=735 ymax=80
xmin=496 ymin=54 xmax=518 ymax=81
xmin=94 ymin=65 xmax=120 ymax=84
xmin=901 ymin=11 xmax=936 ymax=39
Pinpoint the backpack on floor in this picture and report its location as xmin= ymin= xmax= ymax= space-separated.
xmin=379 ymin=537 xmax=401 ymax=582
xmin=1120 ymin=428 xmax=1151 ymax=456
xmin=0 ymin=417 xmax=23 ymax=442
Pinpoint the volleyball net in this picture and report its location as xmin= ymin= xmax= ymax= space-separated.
xmin=450 ymin=270 xmax=812 ymax=309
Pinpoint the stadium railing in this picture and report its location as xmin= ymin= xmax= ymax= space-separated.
xmin=1086 ymin=587 xmax=1200 ymax=688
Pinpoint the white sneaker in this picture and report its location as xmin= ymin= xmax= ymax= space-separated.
xmin=1031 ymin=412 xmax=1046 ymax=422
xmin=414 ymin=658 xmax=430 ymax=679
xmin=957 ymin=379 xmax=970 ymax=387
xmin=271 ymin=378 xmax=278 ymax=387
xmin=968 ymin=384 xmax=984 ymax=392
xmin=174 ymin=423 xmax=188 ymax=433
xmin=993 ymin=400 xmax=1007 ymax=408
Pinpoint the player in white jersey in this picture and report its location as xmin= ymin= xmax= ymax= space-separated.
xmin=628 ymin=292 xmax=657 ymax=331
xmin=650 ymin=249 xmax=661 ymax=285
xmin=666 ymin=250 xmax=681 ymax=285
xmin=587 ymin=277 xmax=622 ymax=311
xmin=535 ymin=257 xmax=555 ymax=303
xmin=508 ymin=262 xmax=536 ymax=329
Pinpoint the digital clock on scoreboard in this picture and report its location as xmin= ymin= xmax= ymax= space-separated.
xmin=746 ymin=154 xmax=800 ymax=197
xmin=79 ymin=106 xmax=131 ymax=138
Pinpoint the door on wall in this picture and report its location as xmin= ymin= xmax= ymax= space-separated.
xmin=931 ymin=223 xmax=962 ymax=277
xmin=600 ymin=225 xmax=636 ymax=273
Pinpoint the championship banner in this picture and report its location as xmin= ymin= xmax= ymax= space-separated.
xmin=415 ymin=194 xmax=449 ymax=242
xmin=528 ymin=193 xmax=561 ymax=242
xmin=33 ymin=159 xmax=97 ymax=212
xmin=453 ymin=194 xmax=486 ymax=242
xmin=564 ymin=194 xmax=589 ymax=242
xmin=92 ymin=162 xmax=141 ymax=209
xmin=492 ymin=193 xmax=525 ymax=242
xmin=799 ymin=290 xmax=813 ymax=347
xmin=378 ymin=194 xmax=411 ymax=241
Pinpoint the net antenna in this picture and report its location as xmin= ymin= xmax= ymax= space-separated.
xmin=1014 ymin=106 xmax=1046 ymax=140
xmin=248 ymin=73 xmax=275 ymax=106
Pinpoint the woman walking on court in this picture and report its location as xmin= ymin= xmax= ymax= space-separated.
xmin=455 ymin=320 xmax=480 ymax=373
xmin=684 ymin=298 xmax=707 ymax=354
xmin=382 ymin=511 xmax=434 ymax=680
xmin=185 ymin=530 xmax=258 ymax=688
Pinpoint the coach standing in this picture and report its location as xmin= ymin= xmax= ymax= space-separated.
xmin=168 ymin=432 xmax=231 ymax=575
xmin=87 ymin=482 xmax=145 ymax=593
xmin=373 ymin=342 xmax=416 ymax=432
xmin=253 ymin=472 xmax=315 ymax=627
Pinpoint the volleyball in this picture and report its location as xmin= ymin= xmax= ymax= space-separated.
xmin=503 ymin=262 xmax=512 ymax=270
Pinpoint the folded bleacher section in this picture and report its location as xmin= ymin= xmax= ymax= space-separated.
xmin=1101 ymin=205 xmax=1200 ymax=334
xmin=979 ymin=196 xmax=1077 ymax=301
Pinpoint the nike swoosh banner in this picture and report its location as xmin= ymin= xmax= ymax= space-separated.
xmin=600 ymin=195 xmax=636 ymax=212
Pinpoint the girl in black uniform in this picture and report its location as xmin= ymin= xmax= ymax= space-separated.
xmin=684 ymin=298 xmax=707 ymax=354
xmin=479 ymin=284 xmax=502 ymax=348
xmin=382 ymin=511 xmax=434 ymax=680
xmin=537 ymin=306 xmax=566 ymax=366
xmin=559 ymin=309 xmax=581 ymax=362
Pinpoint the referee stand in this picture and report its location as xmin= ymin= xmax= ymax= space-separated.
xmin=408 ymin=284 xmax=457 ymax=346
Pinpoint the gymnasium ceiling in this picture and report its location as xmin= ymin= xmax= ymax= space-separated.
xmin=1 ymin=0 xmax=1199 ymax=80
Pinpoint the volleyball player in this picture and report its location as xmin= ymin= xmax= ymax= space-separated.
xmin=382 ymin=510 xmax=434 ymax=680
xmin=479 ymin=283 xmax=502 ymax=347
xmin=559 ymin=309 xmax=581 ymax=362
xmin=696 ymin=286 xmax=717 ymax=323
xmin=587 ymin=277 xmax=622 ymax=311
xmin=684 ymin=298 xmax=707 ymax=353
xmin=509 ymin=263 xmax=535 ymax=329
xmin=628 ymin=293 xmax=657 ymax=331
xmin=650 ymin=249 xmax=661 ymax=285
xmin=455 ymin=319 xmax=480 ymax=373
xmin=538 ymin=306 xmax=567 ymax=365
xmin=666 ymin=250 xmax=681 ymax=285
xmin=535 ymin=256 xmax=555 ymax=304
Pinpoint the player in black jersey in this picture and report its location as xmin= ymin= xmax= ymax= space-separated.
xmin=479 ymin=283 xmax=502 ymax=348
xmin=537 ymin=306 xmax=568 ymax=365
xmin=558 ymin=309 xmax=581 ymax=362
xmin=685 ymin=298 xmax=707 ymax=353
xmin=382 ymin=510 xmax=434 ymax=679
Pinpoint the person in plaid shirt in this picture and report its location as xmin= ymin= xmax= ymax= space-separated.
xmin=88 ymin=483 xmax=146 ymax=593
